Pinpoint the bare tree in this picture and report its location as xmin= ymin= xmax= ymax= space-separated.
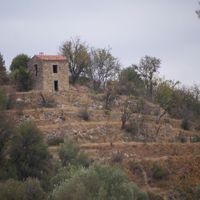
xmin=121 ymin=96 xmax=135 ymax=129
xmin=87 ymin=48 xmax=120 ymax=91
xmin=134 ymin=56 xmax=161 ymax=100
xmin=103 ymin=81 xmax=118 ymax=111
xmin=60 ymin=37 xmax=90 ymax=84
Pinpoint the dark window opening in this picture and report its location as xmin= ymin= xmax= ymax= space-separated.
xmin=53 ymin=65 xmax=58 ymax=73
xmin=54 ymin=80 xmax=59 ymax=91
xmin=34 ymin=64 xmax=38 ymax=76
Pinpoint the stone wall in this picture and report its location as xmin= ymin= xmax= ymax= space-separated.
xmin=28 ymin=57 xmax=43 ymax=90
xmin=42 ymin=60 xmax=69 ymax=92
xmin=28 ymin=57 xmax=69 ymax=92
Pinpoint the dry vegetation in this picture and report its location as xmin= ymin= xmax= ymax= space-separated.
xmin=3 ymin=85 xmax=199 ymax=199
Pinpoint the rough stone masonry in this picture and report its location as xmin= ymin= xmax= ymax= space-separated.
xmin=28 ymin=53 xmax=69 ymax=93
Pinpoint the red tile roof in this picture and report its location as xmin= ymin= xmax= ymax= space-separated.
xmin=35 ymin=55 xmax=67 ymax=61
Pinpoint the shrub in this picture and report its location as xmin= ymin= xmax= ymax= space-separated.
xmin=39 ymin=93 xmax=57 ymax=108
xmin=0 ymin=179 xmax=24 ymax=200
xmin=0 ymin=178 xmax=46 ymax=200
xmin=47 ymin=135 xmax=64 ymax=146
xmin=111 ymin=151 xmax=124 ymax=163
xmin=51 ymin=165 xmax=149 ymax=200
xmin=151 ymin=163 xmax=168 ymax=180
xmin=10 ymin=121 xmax=50 ymax=180
xmin=6 ymin=90 xmax=16 ymax=109
xmin=191 ymin=135 xmax=200 ymax=143
xmin=59 ymin=138 xmax=80 ymax=166
xmin=50 ymin=166 xmax=83 ymax=189
xmin=0 ymin=88 xmax=7 ymax=109
xmin=176 ymin=133 xmax=187 ymax=143
xmin=104 ymin=109 xmax=111 ymax=116
xmin=78 ymin=109 xmax=90 ymax=121
xmin=125 ymin=120 xmax=138 ymax=134
xmin=59 ymin=138 xmax=90 ymax=167
xmin=195 ymin=185 xmax=200 ymax=200
xmin=181 ymin=119 xmax=190 ymax=130
xmin=23 ymin=178 xmax=47 ymax=200
xmin=148 ymin=191 xmax=164 ymax=200
xmin=0 ymin=109 xmax=18 ymax=180
xmin=76 ymin=151 xmax=91 ymax=168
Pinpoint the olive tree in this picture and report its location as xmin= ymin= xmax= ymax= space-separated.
xmin=10 ymin=121 xmax=50 ymax=180
xmin=10 ymin=54 xmax=32 ymax=91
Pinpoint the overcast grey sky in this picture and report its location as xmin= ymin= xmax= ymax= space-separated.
xmin=0 ymin=0 xmax=200 ymax=86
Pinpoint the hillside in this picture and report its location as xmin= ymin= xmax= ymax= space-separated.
xmin=4 ymin=85 xmax=200 ymax=199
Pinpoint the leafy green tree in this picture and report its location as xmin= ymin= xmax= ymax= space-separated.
xmin=10 ymin=54 xmax=30 ymax=71
xmin=11 ymin=67 xmax=32 ymax=91
xmin=118 ymin=66 xmax=145 ymax=95
xmin=10 ymin=121 xmax=50 ymax=180
xmin=60 ymin=37 xmax=90 ymax=84
xmin=87 ymin=48 xmax=120 ymax=91
xmin=51 ymin=165 xmax=149 ymax=200
xmin=134 ymin=56 xmax=161 ymax=100
xmin=10 ymin=54 xmax=32 ymax=91
xmin=0 ymin=53 xmax=8 ymax=85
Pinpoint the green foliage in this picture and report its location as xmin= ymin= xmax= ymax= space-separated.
xmin=59 ymin=138 xmax=90 ymax=167
xmin=10 ymin=54 xmax=30 ymax=71
xmin=0 ymin=178 xmax=46 ymax=200
xmin=181 ymin=119 xmax=190 ymax=130
xmin=10 ymin=121 xmax=50 ymax=180
xmin=0 ymin=88 xmax=7 ymax=109
xmin=23 ymin=177 xmax=47 ymax=200
xmin=170 ymin=86 xmax=200 ymax=120
xmin=134 ymin=56 xmax=161 ymax=99
xmin=50 ymin=165 xmax=83 ymax=189
xmin=47 ymin=135 xmax=64 ymax=146
xmin=111 ymin=151 xmax=124 ymax=163
xmin=87 ymin=48 xmax=120 ymax=91
xmin=11 ymin=66 xmax=32 ymax=91
xmin=156 ymin=81 xmax=174 ymax=112
xmin=0 ymin=108 xmax=17 ymax=180
xmin=0 ymin=53 xmax=8 ymax=85
xmin=51 ymin=165 xmax=149 ymax=200
xmin=176 ymin=133 xmax=187 ymax=143
xmin=151 ymin=163 xmax=168 ymax=180
xmin=148 ymin=191 xmax=164 ymax=200
xmin=195 ymin=185 xmax=200 ymax=200
xmin=0 ymin=179 xmax=24 ymax=200
xmin=10 ymin=54 xmax=32 ymax=91
xmin=118 ymin=66 xmax=145 ymax=96
xmin=191 ymin=135 xmax=200 ymax=143
xmin=78 ymin=109 xmax=90 ymax=121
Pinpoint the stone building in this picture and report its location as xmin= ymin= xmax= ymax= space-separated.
xmin=28 ymin=54 xmax=69 ymax=92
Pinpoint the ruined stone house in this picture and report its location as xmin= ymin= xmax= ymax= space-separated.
xmin=28 ymin=54 xmax=69 ymax=92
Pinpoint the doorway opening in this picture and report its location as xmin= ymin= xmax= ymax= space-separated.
xmin=54 ymin=80 xmax=59 ymax=91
